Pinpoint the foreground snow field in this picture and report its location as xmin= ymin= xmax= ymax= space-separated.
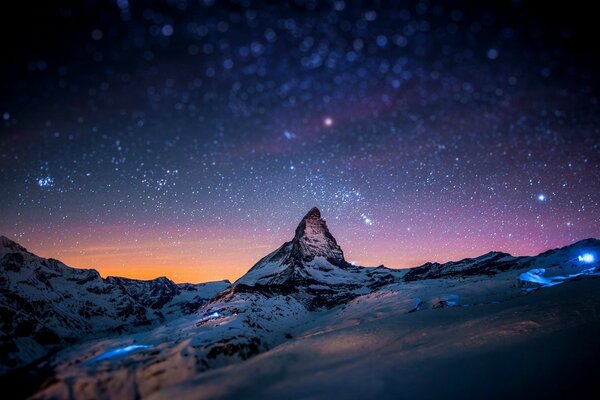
xmin=156 ymin=279 xmax=600 ymax=400
xmin=1 ymin=208 xmax=598 ymax=399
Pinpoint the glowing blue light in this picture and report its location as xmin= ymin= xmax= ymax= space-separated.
xmin=198 ymin=310 xmax=222 ymax=324
xmin=519 ymin=268 xmax=560 ymax=287
xmin=88 ymin=344 xmax=153 ymax=363
xmin=519 ymin=266 xmax=599 ymax=290
xmin=578 ymin=253 xmax=595 ymax=263
xmin=444 ymin=294 xmax=459 ymax=307
xmin=537 ymin=194 xmax=546 ymax=201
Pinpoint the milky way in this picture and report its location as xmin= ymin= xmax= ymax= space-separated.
xmin=0 ymin=1 xmax=598 ymax=282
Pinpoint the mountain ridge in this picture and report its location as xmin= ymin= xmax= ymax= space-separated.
xmin=1 ymin=210 xmax=599 ymax=382
xmin=0 ymin=237 xmax=231 ymax=373
xmin=14 ymin=213 xmax=599 ymax=399
xmin=3 ymin=231 xmax=598 ymax=287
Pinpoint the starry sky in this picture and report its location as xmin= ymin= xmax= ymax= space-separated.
xmin=1 ymin=1 xmax=598 ymax=283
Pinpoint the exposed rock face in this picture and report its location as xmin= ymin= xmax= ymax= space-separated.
xmin=289 ymin=207 xmax=347 ymax=266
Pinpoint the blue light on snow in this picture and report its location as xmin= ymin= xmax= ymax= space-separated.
xmin=578 ymin=253 xmax=595 ymax=263
xmin=519 ymin=267 xmax=598 ymax=290
xmin=198 ymin=310 xmax=223 ymax=323
xmin=442 ymin=294 xmax=459 ymax=307
xmin=88 ymin=344 xmax=154 ymax=363
xmin=518 ymin=269 xmax=561 ymax=288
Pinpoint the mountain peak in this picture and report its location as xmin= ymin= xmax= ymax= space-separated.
xmin=290 ymin=207 xmax=346 ymax=266
xmin=293 ymin=207 xmax=325 ymax=240
xmin=235 ymin=208 xmax=350 ymax=285
xmin=303 ymin=207 xmax=321 ymax=220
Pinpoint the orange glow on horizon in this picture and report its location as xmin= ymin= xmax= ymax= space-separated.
xmin=30 ymin=237 xmax=274 ymax=284
xmin=29 ymin=241 xmax=422 ymax=284
xmin=20 ymin=231 xmax=414 ymax=284
xmin=11 ymin=217 xmax=573 ymax=285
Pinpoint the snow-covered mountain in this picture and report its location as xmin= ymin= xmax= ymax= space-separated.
xmin=403 ymin=251 xmax=519 ymax=280
xmin=237 ymin=207 xmax=352 ymax=285
xmin=404 ymin=238 xmax=600 ymax=283
xmin=1 ymin=209 xmax=600 ymax=399
xmin=235 ymin=207 xmax=400 ymax=308
xmin=0 ymin=236 xmax=230 ymax=373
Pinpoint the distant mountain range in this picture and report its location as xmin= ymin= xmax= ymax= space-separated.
xmin=1 ymin=209 xmax=599 ymax=399
xmin=0 ymin=235 xmax=229 ymax=373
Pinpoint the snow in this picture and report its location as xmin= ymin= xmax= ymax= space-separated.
xmin=147 ymin=278 xmax=600 ymax=400
xmin=0 ymin=235 xmax=231 ymax=372
xmin=34 ymin=248 xmax=600 ymax=399
xmin=2 ymin=230 xmax=600 ymax=399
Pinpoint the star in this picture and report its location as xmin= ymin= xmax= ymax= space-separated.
xmin=0 ymin=1 xmax=597 ymax=285
xmin=37 ymin=176 xmax=54 ymax=188
xmin=283 ymin=131 xmax=296 ymax=140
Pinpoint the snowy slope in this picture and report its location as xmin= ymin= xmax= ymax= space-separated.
xmin=16 ymin=208 xmax=599 ymax=400
xmin=151 ymin=278 xmax=600 ymax=400
xmin=29 ymin=235 xmax=600 ymax=399
xmin=0 ymin=236 xmax=230 ymax=373
xmin=403 ymin=251 xmax=521 ymax=280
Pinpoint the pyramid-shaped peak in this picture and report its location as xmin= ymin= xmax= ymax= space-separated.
xmin=235 ymin=208 xmax=350 ymax=286
xmin=303 ymin=207 xmax=322 ymax=220
xmin=294 ymin=207 xmax=328 ymax=241
xmin=291 ymin=208 xmax=346 ymax=265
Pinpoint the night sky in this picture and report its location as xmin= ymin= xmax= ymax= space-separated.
xmin=1 ymin=1 xmax=598 ymax=283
